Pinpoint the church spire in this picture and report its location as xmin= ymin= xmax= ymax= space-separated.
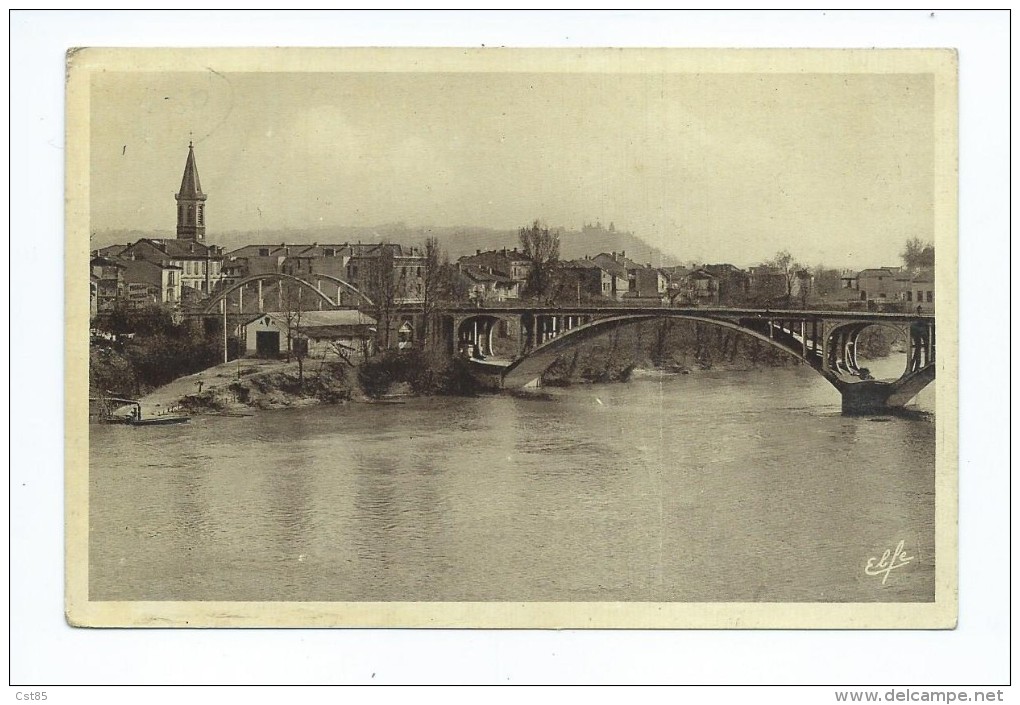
xmin=175 ymin=141 xmax=207 ymax=241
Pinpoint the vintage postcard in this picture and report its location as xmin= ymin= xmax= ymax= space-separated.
xmin=66 ymin=47 xmax=958 ymax=628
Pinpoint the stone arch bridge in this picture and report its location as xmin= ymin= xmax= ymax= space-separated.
xmin=442 ymin=306 xmax=936 ymax=414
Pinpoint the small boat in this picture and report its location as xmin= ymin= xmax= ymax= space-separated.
xmin=117 ymin=401 xmax=191 ymax=426
xmin=128 ymin=415 xmax=191 ymax=426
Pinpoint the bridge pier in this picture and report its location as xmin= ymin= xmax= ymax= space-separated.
xmin=839 ymin=381 xmax=896 ymax=415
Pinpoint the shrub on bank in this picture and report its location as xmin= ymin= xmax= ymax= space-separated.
xmin=308 ymin=361 xmax=355 ymax=403
xmin=357 ymin=351 xmax=406 ymax=399
xmin=357 ymin=349 xmax=480 ymax=398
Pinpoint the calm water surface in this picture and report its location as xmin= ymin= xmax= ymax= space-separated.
xmin=90 ymin=364 xmax=935 ymax=602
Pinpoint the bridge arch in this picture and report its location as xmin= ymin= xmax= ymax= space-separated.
xmin=497 ymin=312 xmax=930 ymax=391
xmin=456 ymin=315 xmax=499 ymax=358
xmin=293 ymin=273 xmax=374 ymax=307
xmin=203 ymin=273 xmax=369 ymax=314
xmin=501 ymin=313 xmax=818 ymax=389
xmin=823 ymin=320 xmax=912 ymax=377
xmin=455 ymin=312 xmax=531 ymax=358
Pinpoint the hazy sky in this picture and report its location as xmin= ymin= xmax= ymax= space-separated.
xmin=91 ymin=70 xmax=934 ymax=267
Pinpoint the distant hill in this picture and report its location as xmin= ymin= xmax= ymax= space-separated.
xmin=90 ymin=222 xmax=680 ymax=267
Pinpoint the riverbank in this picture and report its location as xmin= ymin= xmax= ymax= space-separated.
xmin=111 ymin=357 xmax=359 ymax=418
xmin=123 ymin=349 xmax=482 ymax=418
xmin=111 ymin=332 xmax=899 ymax=418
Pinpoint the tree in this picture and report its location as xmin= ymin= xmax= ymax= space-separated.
xmin=768 ymin=249 xmax=802 ymax=301
xmin=811 ymin=264 xmax=843 ymax=299
xmin=280 ymin=282 xmax=308 ymax=387
xmin=419 ymin=235 xmax=464 ymax=349
xmin=363 ymin=245 xmax=408 ymax=351
xmin=901 ymin=237 xmax=935 ymax=273
xmin=518 ymin=220 xmax=560 ymax=301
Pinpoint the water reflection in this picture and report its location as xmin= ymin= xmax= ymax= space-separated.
xmin=90 ymin=368 xmax=935 ymax=602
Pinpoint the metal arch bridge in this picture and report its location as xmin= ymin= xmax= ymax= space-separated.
xmin=443 ymin=306 xmax=936 ymax=414
xmin=202 ymin=273 xmax=374 ymax=314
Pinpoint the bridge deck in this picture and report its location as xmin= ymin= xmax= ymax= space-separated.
xmin=443 ymin=306 xmax=934 ymax=322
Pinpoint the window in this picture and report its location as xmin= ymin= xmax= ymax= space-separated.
xmin=926 ymin=291 xmax=933 ymax=303
xmin=906 ymin=291 xmax=912 ymax=302
xmin=259 ymin=248 xmax=270 ymax=257
xmin=197 ymin=204 xmax=204 ymax=225
xmin=917 ymin=290 xmax=922 ymax=302
xmin=325 ymin=248 xmax=335 ymax=257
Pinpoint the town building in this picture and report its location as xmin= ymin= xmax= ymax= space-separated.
xmin=241 ymin=309 xmax=377 ymax=361
xmin=118 ymin=238 xmax=224 ymax=295
xmin=90 ymin=256 xmax=125 ymax=312
xmin=345 ymin=243 xmax=426 ymax=305
xmin=702 ymin=264 xmax=749 ymax=305
xmin=559 ymin=258 xmax=614 ymax=300
xmin=625 ymin=263 xmax=669 ymax=303
xmin=457 ymin=264 xmax=520 ymax=303
xmin=281 ymin=243 xmax=352 ymax=281
xmin=905 ymin=270 xmax=935 ymax=312
xmin=688 ymin=269 xmax=721 ymax=305
xmin=747 ymin=265 xmax=789 ymax=303
xmin=855 ymin=267 xmax=904 ymax=303
xmin=224 ymin=242 xmax=354 ymax=282
xmin=223 ymin=244 xmax=295 ymax=280
xmin=457 ymin=248 xmax=533 ymax=286
xmin=591 ymin=252 xmax=632 ymax=301
xmin=118 ymin=258 xmax=183 ymax=309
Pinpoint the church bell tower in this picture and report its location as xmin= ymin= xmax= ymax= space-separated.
xmin=175 ymin=141 xmax=207 ymax=241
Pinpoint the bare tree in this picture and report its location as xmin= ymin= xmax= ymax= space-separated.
xmin=280 ymin=282 xmax=308 ymax=387
xmin=419 ymin=236 xmax=445 ymax=350
xmin=364 ymin=245 xmax=407 ymax=351
xmin=769 ymin=249 xmax=802 ymax=301
xmin=518 ymin=219 xmax=561 ymax=301
xmin=901 ymin=237 xmax=935 ymax=273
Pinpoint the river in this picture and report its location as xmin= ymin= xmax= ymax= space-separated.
xmin=89 ymin=362 xmax=935 ymax=603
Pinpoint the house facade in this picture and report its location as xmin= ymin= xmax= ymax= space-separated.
xmin=559 ymin=258 xmax=614 ymax=300
xmin=345 ymin=244 xmax=426 ymax=305
xmin=458 ymin=264 xmax=520 ymax=303
xmin=855 ymin=267 xmax=904 ymax=303
xmin=591 ymin=252 xmax=631 ymax=301
xmin=242 ymin=309 xmax=377 ymax=361
xmin=119 ymin=258 xmax=183 ymax=308
xmin=905 ymin=270 xmax=935 ymax=312
xmin=90 ymin=256 xmax=125 ymax=312
xmin=119 ymin=238 xmax=224 ymax=294
xmin=626 ymin=264 xmax=669 ymax=302
xmin=702 ymin=264 xmax=749 ymax=305
xmin=458 ymin=249 xmax=533 ymax=288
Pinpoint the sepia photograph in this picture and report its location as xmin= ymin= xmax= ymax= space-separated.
xmin=64 ymin=47 xmax=957 ymax=628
